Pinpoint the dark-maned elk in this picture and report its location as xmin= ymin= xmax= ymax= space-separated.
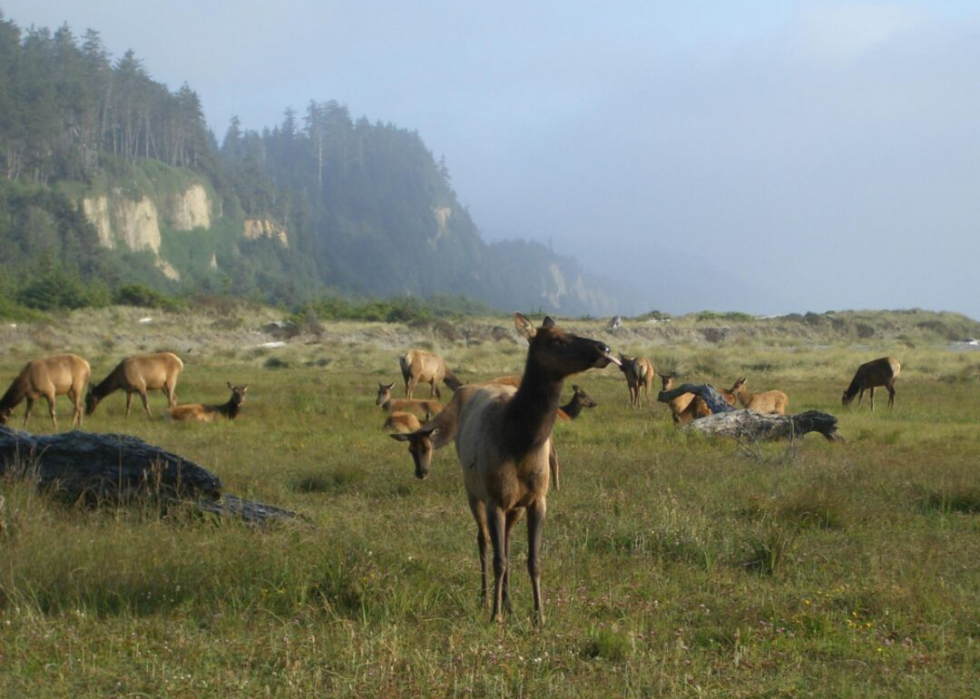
xmin=167 ymin=383 xmax=247 ymax=422
xmin=730 ymin=377 xmax=789 ymax=415
xmin=618 ymin=354 xmax=654 ymax=408
xmin=376 ymin=382 xmax=443 ymax=419
xmin=0 ymin=353 xmax=91 ymax=430
xmin=85 ymin=352 xmax=184 ymax=417
xmin=399 ymin=349 xmax=462 ymax=399
xmin=395 ymin=313 xmax=617 ymax=625
xmin=555 ymin=385 xmax=597 ymax=422
xmin=842 ymin=357 xmax=901 ymax=411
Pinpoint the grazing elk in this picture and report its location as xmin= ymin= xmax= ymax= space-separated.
xmin=0 ymin=353 xmax=91 ymax=429
xmin=384 ymin=410 xmax=422 ymax=434
xmin=618 ymin=354 xmax=654 ymax=408
xmin=556 ymin=384 xmax=598 ymax=422
xmin=396 ymin=313 xmax=617 ymax=624
xmin=399 ymin=349 xmax=462 ymax=399
xmin=85 ymin=352 xmax=184 ymax=417
xmin=167 ymin=383 xmax=247 ymax=422
xmin=729 ymin=377 xmax=789 ymax=415
xmin=376 ymin=382 xmax=443 ymax=419
xmin=842 ymin=357 xmax=901 ymax=411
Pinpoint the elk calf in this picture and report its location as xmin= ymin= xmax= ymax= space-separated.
xmin=730 ymin=378 xmax=788 ymax=415
xmin=376 ymin=382 xmax=443 ymax=419
xmin=842 ymin=357 xmax=900 ymax=411
xmin=167 ymin=383 xmax=248 ymax=422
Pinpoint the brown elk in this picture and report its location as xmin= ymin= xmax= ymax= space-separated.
xmin=0 ymin=353 xmax=91 ymax=429
xmin=618 ymin=354 xmax=654 ymax=407
xmin=399 ymin=349 xmax=461 ymax=399
xmin=730 ymin=377 xmax=788 ymax=415
xmin=842 ymin=357 xmax=901 ymax=411
xmin=384 ymin=411 xmax=422 ymax=433
xmin=85 ymin=352 xmax=184 ymax=417
xmin=395 ymin=313 xmax=617 ymax=624
xmin=556 ymin=384 xmax=598 ymax=422
xmin=376 ymin=382 xmax=443 ymax=419
xmin=167 ymin=383 xmax=247 ymax=422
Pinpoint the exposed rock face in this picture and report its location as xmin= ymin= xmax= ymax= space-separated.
xmin=430 ymin=206 xmax=452 ymax=246
xmin=114 ymin=197 xmax=162 ymax=253
xmin=82 ymin=196 xmax=113 ymax=248
xmin=243 ymin=219 xmax=288 ymax=247
xmin=168 ymin=184 xmax=211 ymax=230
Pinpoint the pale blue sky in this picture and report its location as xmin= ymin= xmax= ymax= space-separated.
xmin=4 ymin=1 xmax=979 ymax=319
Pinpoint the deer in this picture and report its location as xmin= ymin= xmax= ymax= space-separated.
xmin=399 ymin=349 xmax=462 ymax=399
xmin=0 ymin=353 xmax=91 ymax=430
xmin=618 ymin=354 xmax=654 ymax=408
xmin=167 ymin=383 xmax=247 ymax=422
xmin=394 ymin=313 xmax=618 ymax=625
xmin=842 ymin=357 xmax=901 ymax=411
xmin=85 ymin=352 xmax=184 ymax=418
xmin=376 ymin=382 xmax=443 ymax=419
xmin=555 ymin=384 xmax=598 ymax=422
xmin=729 ymin=377 xmax=789 ymax=415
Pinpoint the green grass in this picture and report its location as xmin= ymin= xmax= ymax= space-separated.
xmin=0 ymin=309 xmax=978 ymax=697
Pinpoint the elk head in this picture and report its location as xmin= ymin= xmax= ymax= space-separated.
xmin=376 ymin=382 xmax=395 ymax=406
xmin=390 ymin=427 xmax=436 ymax=480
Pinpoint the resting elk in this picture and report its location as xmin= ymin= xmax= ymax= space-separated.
xmin=658 ymin=374 xmax=738 ymax=424
xmin=167 ymin=383 xmax=247 ymax=422
xmin=376 ymin=382 xmax=443 ymax=419
xmin=842 ymin=357 xmax=900 ymax=411
xmin=618 ymin=354 xmax=654 ymax=408
xmin=395 ymin=313 xmax=617 ymax=624
xmin=399 ymin=349 xmax=462 ymax=399
xmin=0 ymin=353 xmax=91 ymax=429
xmin=85 ymin=352 xmax=184 ymax=417
xmin=555 ymin=385 xmax=598 ymax=422
xmin=729 ymin=377 xmax=788 ymax=415
xmin=384 ymin=411 xmax=422 ymax=434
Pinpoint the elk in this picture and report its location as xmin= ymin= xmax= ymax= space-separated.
xmin=0 ymin=353 xmax=91 ymax=429
xmin=395 ymin=313 xmax=617 ymax=624
xmin=376 ymin=382 xmax=443 ymax=419
xmin=85 ymin=352 xmax=184 ymax=417
xmin=618 ymin=354 xmax=654 ymax=407
xmin=384 ymin=411 xmax=422 ymax=433
xmin=399 ymin=349 xmax=461 ymax=399
xmin=729 ymin=377 xmax=789 ymax=415
xmin=555 ymin=385 xmax=597 ymax=422
xmin=658 ymin=373 xmax=708 ymax=425
xmin=167 ymin=383 xmax=247 ymax=422
xmin=842 ymin=357 xmax=901 ymax=411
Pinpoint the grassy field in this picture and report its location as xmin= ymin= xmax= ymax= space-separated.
xmin=1 ymin=308 xmax=979 ymax=698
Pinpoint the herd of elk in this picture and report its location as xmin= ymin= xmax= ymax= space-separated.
xmin=394 ymin=314 xmax=617 ymax=624
xmin=167 ymin=383 xmax=248 ymax=422
xmin=618 ymin=354 xmax=654 ymax=408
xmin=842 ymin=356 xmax=900 ymax=411
xmin=0 ymin=353 xmax=91 ymax=429
xmin=85 ymin=352 xmax=184 ymax=418
xmin=729 ymin=377 xmax=789 ymax=415
xmin=399 ymin=349 xmax=461 ymax=399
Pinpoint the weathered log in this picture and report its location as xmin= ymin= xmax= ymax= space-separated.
xmin=0 ymin=425 xmax=300 ymax=522
xmin=657 ymin=385 xmax=841 ymax=442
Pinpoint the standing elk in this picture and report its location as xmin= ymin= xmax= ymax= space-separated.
xmin=396 ymin=313 xmax=617 ymax=624
xmin=842 ymin=357 xmax=901 ymax=411
xmin=618 ymin=354 xmax=654 ymax=407
xmin=167 ymin=383 xmax=247 ymax=422
xmin=0 ymin=353 xmax=91 ymax=429
xmin=730 ymin=377 xmax=789 ymax=415
xmin=85 ymin=352 xmax=184 ymax=418
xmin=399 ymin=349 xmax=462 ymax=399
xmin=376 ymin=382 xmax=443 ymax=419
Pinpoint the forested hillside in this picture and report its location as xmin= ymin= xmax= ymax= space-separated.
xmin=0 ymin=12 xmax=624 ymax=317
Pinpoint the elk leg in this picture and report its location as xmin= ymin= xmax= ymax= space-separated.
xmin=527 ymin=500 xmax=547 ymax=626
xmin=887 ymin=383 xmax=896 ymax=409
xmin=487 ymin=503 xmax=508 ymax=623
xmin=22 ymin=397 xmax=34 ymax=428
xmin=68 ymin=388 xmax=81 ymax=427
xmin=869 ymin=387 xmax=876 ymax=412
xmin=139 ymin=390 xmax=152 ymax=417
xmin=45 ymin=392 xmax=58 ymax=430
xmin=502 ymin=509 xmax=522 ymax=614
xmin=468 ymin=497 xmax=490 ymax=610
xmin=856 ymin=389 xmax=864 ymax=407
xmin=549 ymin=444 xmax=560 ymax=492
xmin=406 ymin=376 xmax=417 ymax=400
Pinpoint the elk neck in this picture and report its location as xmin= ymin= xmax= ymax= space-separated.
xmin=504 ymin=358 xmax=563 ymax=456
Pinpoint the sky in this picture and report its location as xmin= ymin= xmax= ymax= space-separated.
xmin=3 ymin=1 xmax=980 ymax=320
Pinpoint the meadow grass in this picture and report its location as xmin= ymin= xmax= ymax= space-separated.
xmin=0 ymin=311 xmax=978 ymax=697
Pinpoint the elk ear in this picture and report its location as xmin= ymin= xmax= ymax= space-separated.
xmin=385 ymin=382 xmax=395 ymax=390
xmin=572 ymin=384 xmax=580 ymax=392
xmin=241 ymin=385 xmax=248 ymax=392
xmin=514 ymin=313 xmax=536 ymax=339
xmin=542 ymin=316 xmax=556 ymax=328
xmin=227 ymin=381 xmax=234 ymax=390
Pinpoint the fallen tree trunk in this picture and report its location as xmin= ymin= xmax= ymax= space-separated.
xmin=657 ymin=385 xmax=842 ymax=442
xmin=0 ymin=425 xmax=299 ymax=522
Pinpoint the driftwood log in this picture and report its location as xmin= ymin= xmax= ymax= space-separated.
xmin=0 ymin=425 xmax=299 ymax=523
xmin=658 ymin=384 xmax=843 ymax=442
